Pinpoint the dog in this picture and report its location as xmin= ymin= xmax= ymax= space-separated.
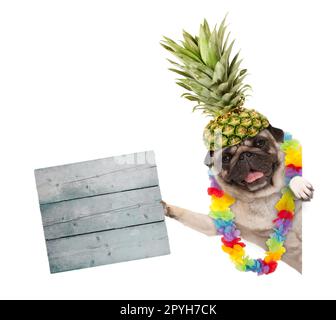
xmin=163 ymin=125 xmax=314 ymax=273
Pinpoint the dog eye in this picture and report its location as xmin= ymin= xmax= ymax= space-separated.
xmin=222 ymin=154 xmax=231 ymax=162
xmin=255 ymin=139 xmax=266 ymax=148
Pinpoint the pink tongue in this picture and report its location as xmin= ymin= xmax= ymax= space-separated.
xmin=245 ymin=171 xmax=264 ymax=183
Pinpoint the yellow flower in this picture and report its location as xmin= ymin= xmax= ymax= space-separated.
xmin=230 ymin=245 xmax=245 ymax=264
xmin=222 ymin=244 xmax=245 ymax=263
xmin=285 ymin=147 xmax=302 ymax=167
xmin=275 ymin=190 xmax=295 ymax=212
xmin=210 ymin=194 xmax=235 ymax=211
xmin=264 ymin=247 xmax=286 ymax=262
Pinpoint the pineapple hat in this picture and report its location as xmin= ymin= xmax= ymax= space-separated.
xmin=161 ymin=16 xmax=270 ymax=151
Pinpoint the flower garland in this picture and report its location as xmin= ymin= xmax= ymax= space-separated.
xmin=208 ymin=133 xmax=302 ymax=275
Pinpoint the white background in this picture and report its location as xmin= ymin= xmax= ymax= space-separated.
xmin=0 ymin=0 xmax=335 ymax=300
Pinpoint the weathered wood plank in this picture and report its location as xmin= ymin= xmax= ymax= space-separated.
xmin=47 ymin=221 xmax=170 ymax=273
xmin=41 ymin=186 xmax=164 ymax=240
xmin=35 ymin=150 xmax=170 ymax=273
xmin=41 ymin=186 xmax=162 ymax=226
xmin=35 ymin=151 xmax=158 ymax=204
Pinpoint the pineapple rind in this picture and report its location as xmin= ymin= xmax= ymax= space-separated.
xmin=203 ymin=108 xmax=269 ymax=150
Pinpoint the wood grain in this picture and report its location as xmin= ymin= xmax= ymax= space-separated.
xmin=34 ymin=150 xmax=170 ymax=273
xmin=41 ymin=186 xmax=163 ymax=240
xmin=35 ymin=151 xmax=158 ymax=204
xmin=47 ymin=221 xmax=169 ymax=273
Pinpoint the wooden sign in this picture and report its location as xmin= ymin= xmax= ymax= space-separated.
xmin=34 ymin=151 xmax=170 ymax=273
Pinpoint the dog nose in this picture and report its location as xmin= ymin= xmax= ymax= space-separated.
xmin=239 ymin=152 xmax=252 ymax=160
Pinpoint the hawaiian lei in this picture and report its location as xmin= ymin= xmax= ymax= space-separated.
xmin=208 ymin=133 xmax=302 ymax=275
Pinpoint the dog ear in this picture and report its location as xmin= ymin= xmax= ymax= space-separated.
xmin=267 ymin=124 xmax=284 ymax=143
xmin=204 ymin=150 xmax=214 ymax=167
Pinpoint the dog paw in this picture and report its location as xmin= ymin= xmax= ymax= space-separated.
xmin=161 ymin=201 xmax=174 ymax=218
xmin=289 ymin=176 xmax=314 ymax=201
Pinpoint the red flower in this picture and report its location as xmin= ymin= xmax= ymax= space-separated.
xmin=273 ymin=210 xmax=294 ymax=223
xmin=221 ymin=237 xmax=246 ymax=248
xmin=286 ymin=164 xmax=302 ymax=172
xmin=207 ymin=187 xmax=224 ymax=198
xmin=263 ymin=260 xmax=278 ymax=274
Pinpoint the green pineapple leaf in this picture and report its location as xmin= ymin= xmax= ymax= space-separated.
xmin=168 ymin=68 xmax=192 ymax=78
xmin=162 ymin=16 xmax=252 ymax=118
xmin=217 ymin=14 xmax=228 ymax=52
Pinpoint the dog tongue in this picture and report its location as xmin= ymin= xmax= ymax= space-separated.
xmin=245 ymin=171 xmax=264 ymax=183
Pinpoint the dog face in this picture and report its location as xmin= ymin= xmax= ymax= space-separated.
xmin=205 ymin=125 xmax=284 ymax=194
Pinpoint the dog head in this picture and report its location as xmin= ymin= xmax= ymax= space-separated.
xmin=205 ymin=125 xmax=285 ymax=199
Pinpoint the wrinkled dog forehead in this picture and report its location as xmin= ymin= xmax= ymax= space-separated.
xmin=218 ymin=130 xmax=277 ymax=155
xmin=204 ymin=127 xmax=283 ymax=168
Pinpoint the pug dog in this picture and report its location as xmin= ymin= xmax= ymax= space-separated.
xmin=163 ymin=125 xmax=314 ymax=273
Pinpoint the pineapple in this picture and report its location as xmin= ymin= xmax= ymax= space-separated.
xmin=161 ymin=16 xmax=269 ymax=151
